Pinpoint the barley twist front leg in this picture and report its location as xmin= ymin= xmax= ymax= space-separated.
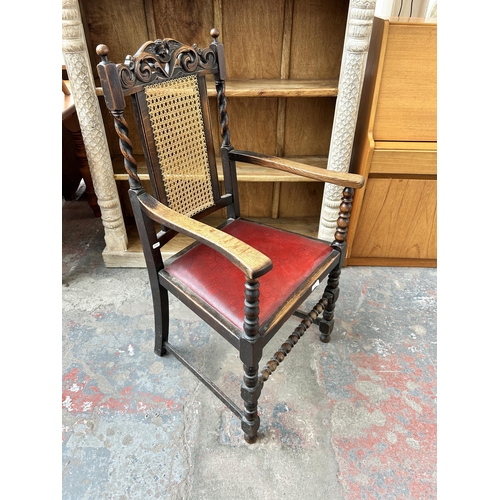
xmin=319 ymin=187 xmax=354 ymax=343
xmin=240 ymin=279 xmax=263 ymax=444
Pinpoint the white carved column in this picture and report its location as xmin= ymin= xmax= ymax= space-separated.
xmin=62 ymin=0 xmax=128 ymax=252
xmin=318 ymin=0 xmax=376 ymax=240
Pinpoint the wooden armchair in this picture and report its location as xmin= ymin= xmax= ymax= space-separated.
xmin=96 ymin=30 xmax=364 ymax=443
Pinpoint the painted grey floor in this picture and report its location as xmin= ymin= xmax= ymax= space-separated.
xmin=62 ymin=197 xmax=437 ymax=499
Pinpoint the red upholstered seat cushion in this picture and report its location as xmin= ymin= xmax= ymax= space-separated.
xmin=166 ymin=219 xmax=334 ymax=331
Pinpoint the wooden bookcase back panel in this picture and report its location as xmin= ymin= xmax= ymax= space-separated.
xmin=222 ymin=0 xmax=286 ymax=80
xmin=284 ymin=97 xmax=335 ymax=156
xmin=289 ymin=0 xmax=348 ymax=79
xmin=225 ymin=98 xmax=280 ymax=155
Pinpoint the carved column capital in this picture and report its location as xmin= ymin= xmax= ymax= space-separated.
xmin=318 ymin=0 xmax=375 ymax=241
xmin=62 ymin=0 xmax=128 ymax=252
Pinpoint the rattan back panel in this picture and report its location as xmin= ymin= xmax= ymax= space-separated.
xmin=144 ymin=75 xmax=215 ymax=217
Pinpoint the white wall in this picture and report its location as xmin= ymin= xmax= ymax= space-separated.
xmin=375 ymin=0 xmax=394 ymax=19
xmin=375 ymin=0 xmax=437 ymax=20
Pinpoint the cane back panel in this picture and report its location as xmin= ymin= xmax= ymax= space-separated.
xmin=143 ymin=76 xmax=215 ymax=217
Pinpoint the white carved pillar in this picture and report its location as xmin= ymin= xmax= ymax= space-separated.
xmin=318 ymin=0 xmax=376 ymax=240
xmin=62 ymin=0 xmax=128 ymax=252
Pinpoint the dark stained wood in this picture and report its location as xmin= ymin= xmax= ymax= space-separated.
xmin=261 ymin=296 xmax=329 ymax=381
xmin=129 ymin=188 xmax=169 ymax=356
xmin=319 ymin=267 xmax=341 ymax=342
xmin=240 ymin=279 xmax=263 ymax=443
xmin=319 ymin=187 xmax=355 ymax=342
xmin=198 ymin=75 xmax=222 ymax=201
xmin=334 ymin=187 xmax=355 ymax=246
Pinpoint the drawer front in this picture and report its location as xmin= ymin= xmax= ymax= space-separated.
xmin=350 ymin=178 xmax=437 ymax=260
xmin=370 ymin=146 xmax=437 ymax=176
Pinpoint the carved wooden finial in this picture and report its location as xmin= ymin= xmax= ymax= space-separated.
xmin=96 ymin=44 xmax=109 ymax=61
xmin=210 ymin=28 xmax=220 ymax=41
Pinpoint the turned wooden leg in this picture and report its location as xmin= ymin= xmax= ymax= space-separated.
xmin=319 ymin=187 xmax=354 ymax=343
xmin=241 ymin=364 xmax=262 ymax=443
xmin=240 ymin=279 xmax=263 ymax=443
xmin=319 ymin=266 xmax=341 ymax=343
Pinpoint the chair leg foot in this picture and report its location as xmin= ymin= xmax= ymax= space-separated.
xmin=241 ymin=412 xmax=261 ymax=443
xmin=153 ymin=286 xmax=169 ymax=357
xmin=319 ymin=327 xmax=333 ymax=343
xmin=154 ymin=346 xmax=167 ymax=357
xmin=244 ymin=432 xmax=259 ymax=444
xmin=319 ymin=315 xmax=335 ymax=343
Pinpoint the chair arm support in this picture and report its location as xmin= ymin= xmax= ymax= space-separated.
xmin=138 ymin=192 xmax=273 ymax=279
xmin=228 ymin=150 xmax=365 ymax=189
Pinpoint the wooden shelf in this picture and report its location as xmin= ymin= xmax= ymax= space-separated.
xmin=206 ymin=79 xmax=338 ymax=97
xmin=96 ymin=79 xmax=338 ymax=99
xmin=112 ymin=155 xmax=328 ymax=183
xmin=102 ymin=216 xmax=322 ymax=268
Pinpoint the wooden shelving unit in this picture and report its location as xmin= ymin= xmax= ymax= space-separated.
xmin=70 ymin=0 xmax=367 ymax=267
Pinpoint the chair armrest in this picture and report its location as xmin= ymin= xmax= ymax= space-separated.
xmin=228 ymin=150 xmax=365 ymax=189
xmin=138 ymin=192 xmax=273 ymax=280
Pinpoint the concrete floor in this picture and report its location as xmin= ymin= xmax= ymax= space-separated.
xmin=62 ymin=197 xmax=437 ymax=499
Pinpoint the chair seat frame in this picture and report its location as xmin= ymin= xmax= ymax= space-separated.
xmin=96 ymin=30 xmax=364 ymax=443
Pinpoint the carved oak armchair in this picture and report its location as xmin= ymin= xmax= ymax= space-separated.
xmin=96 ymin=30 xmax=364 ymax=443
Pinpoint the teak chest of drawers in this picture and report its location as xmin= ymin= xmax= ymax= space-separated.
xmin=347 ymin=16 xmax=437 ymax=267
